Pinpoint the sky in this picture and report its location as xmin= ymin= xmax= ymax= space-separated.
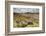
xmin=13 ymin=8 xmax=39 ymax=13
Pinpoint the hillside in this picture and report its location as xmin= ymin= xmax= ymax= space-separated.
xmin=13 ymin=13 xmax=39 ymax=28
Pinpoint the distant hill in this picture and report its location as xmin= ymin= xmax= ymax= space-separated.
xmin=24 ymin=12 xmax=39 ymax=14
xmin=14 ymin=12 xmax=39 ymax=14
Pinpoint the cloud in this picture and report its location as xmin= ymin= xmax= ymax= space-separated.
xmin=13 ymin=8 xmax=39 ymax=13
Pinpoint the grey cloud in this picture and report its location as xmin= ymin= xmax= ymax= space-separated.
xmin=13 ymin=8 xmax=39 ymax=13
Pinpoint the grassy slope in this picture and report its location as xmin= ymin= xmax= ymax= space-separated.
xmin=13 ymin=13 xmax=39 ymax=28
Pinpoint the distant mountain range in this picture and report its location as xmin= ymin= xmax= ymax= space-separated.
xmin=14 ymin=12 xmax=39 ymax=14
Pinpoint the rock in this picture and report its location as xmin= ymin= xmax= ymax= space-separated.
xmin=28 ymin=22 xmax=33 ymax=25
xmin=21 ymin=21 xmax=27 ymax=24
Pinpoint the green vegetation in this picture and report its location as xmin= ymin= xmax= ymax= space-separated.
xmin=13 ymin=13 xmax=39 ymax=28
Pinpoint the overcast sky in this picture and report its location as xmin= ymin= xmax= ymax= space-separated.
xmin=13 ymin=8 xmax=39 ymax=13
